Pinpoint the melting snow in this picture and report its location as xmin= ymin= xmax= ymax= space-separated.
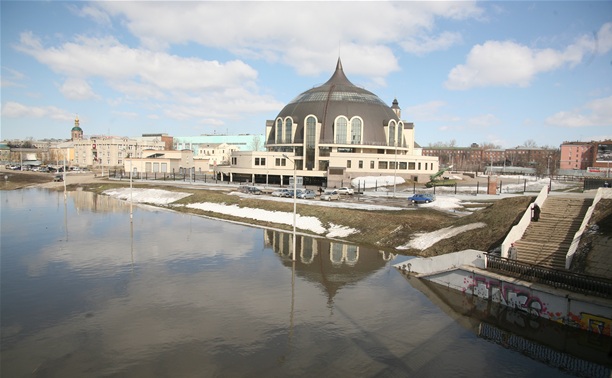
xmin=397 ymin=222 xmax=487 ymax=250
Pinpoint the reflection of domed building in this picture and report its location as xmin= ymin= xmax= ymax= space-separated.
xmin=264 ymin=229 xmax=394 ymax=303
xmin=71 ymin=116 xmax=83 ymax=141
xmin=217 ymin=59 xmax=439 ymax=187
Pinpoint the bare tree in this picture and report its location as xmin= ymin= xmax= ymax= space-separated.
xmin=523 ymin=139 xmax=538 ymax=148
xmin=249 ymin=135 xmax=262 ymax=151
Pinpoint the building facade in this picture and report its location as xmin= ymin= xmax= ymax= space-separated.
xmin=217 ymin=59 xmax=439 ymax=187
xmin=73 ymin=136 xmax=165 ymax=168
xmin=123 ymin=149 xmax=194 ymax=174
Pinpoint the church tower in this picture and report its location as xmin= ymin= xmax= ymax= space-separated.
xmin=71 ymin=116 xmax=83 ymax=141
xmin=391 ymin=98 xmax=401 ymax=119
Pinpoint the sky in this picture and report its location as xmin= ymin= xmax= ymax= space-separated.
xmin=1 ymin=1 xmax=611 ymax=149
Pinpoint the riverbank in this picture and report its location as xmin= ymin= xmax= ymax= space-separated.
xmin=2 ymin=169 xmax=537 ymax=256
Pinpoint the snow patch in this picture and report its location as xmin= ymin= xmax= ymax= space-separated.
xmin=103 ymin=188 xmax=191 ymax=205
xmin=398 ymin=222 xmax=487 ymax=250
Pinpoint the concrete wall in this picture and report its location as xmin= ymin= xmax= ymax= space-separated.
xmin=423 ymin=267 xmax=612 ymax=336
xmin=500 ymin=186 xmax=548 ymax=258
xmin=395 ymin=249 xmax=486 ymax=276
xmin=566 ymin=187 xmax=612 ymax=268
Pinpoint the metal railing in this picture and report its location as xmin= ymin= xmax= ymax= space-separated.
xmin=486 ymin=254 xmax=612 ymax=299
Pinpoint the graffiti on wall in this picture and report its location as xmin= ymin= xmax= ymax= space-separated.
xmin=464 ymin=275 xmax=547 ymax=317
xmin=461 ymin=273 xmax=612 ymax=337
xmin=568 ymin=312 xmax=612 ymax=336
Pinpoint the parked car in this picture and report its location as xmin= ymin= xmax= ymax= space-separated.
xmin=320 ymin=190 xmax=340 ymax=201
xmin=281 ymin=189 xmax=298 ymax=198
xmin=239 ymin=186 xmax=262 ymax=195
xmin=407 ymin=194 xmax=435 ymax=204
xmin=297 ymin=189 xmax=316 ymax=199
xmin=271 ymin=189 xmax=289 ymax=197
xmin=337 ymin=187 xmax=354 ymax=195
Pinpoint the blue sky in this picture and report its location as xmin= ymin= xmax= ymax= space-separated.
xmin=1 ymin=1 xmax=611 ymax=148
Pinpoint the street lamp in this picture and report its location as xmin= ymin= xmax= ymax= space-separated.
xmin=283 ymin=154 xmax=297 ymax=262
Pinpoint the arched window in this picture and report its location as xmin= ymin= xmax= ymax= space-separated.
xmin=389 ymin=121 xmax=396 ymax=146
xmin=335 ymin=117 xmax=348 ymax=144
xmin=276 ymin=119 xmax=282 ymax=144
xmin=397 ymin=122 xmax=404 ymax=147
xmin=284 ymin=118 xmax=293 ymax=143
xmin=305 ymin=116 xmax=316 ymax=170
xmin=350 ymin=118 xmax=362 ymax=144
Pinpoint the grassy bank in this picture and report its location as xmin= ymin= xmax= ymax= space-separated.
xmin=3 ymin=171 xmax=534 ymax=256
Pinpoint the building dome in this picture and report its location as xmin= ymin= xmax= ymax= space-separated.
xmin=274 ymin=58 xmax=400 ymax=144
xmin=71 ymin=116 xmax=83 ymax=140
xmin=72 ymin=116 xmax=82 ymax=132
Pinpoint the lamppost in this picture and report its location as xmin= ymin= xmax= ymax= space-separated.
xmin=283 ymin=154 xmax=297 ymax=261
xmin=393 ymin=141 xmax=397 ymax=197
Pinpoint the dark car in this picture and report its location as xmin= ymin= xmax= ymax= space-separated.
xmin=239 ymin=186 xmax=262 ymax=195
xmin=408 ymin=194 xmax=435 ymax=204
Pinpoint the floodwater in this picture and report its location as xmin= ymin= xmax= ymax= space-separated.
xmin=1 ymin=189 xmax=609 ymax=377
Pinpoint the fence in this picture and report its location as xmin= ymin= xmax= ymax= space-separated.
xmin=110 ymin=170 xmax=221 ymax=184
xmin=486 ymin=254 xmax=612 ymax=299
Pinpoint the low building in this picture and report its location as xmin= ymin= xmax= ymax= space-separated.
xmin=123 ymin=149 xmax=193 ymax=174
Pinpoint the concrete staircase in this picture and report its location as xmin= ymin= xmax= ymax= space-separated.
xmin=514 ymin=197 xmax=592 ymax=270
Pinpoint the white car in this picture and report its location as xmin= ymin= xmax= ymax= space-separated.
xmin=320 ymin=190 xmax=340 ymax=201
xmin=337 ymin=187 xmax=354 ymax=195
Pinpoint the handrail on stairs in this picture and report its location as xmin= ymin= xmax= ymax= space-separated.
xmin=485 ymin=253 xmax=612 ymax=299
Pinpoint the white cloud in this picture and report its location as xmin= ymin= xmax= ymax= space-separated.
xmin=400 ymin=32 xmax=463 ymax=56
xmin=545 ymin=95 xmax=612 ymax=128
xmin=406 ymin=101 xmax=461 ymax=123
xmin=93 ymin=1 xmax=483 ymax=78
xmin=13 ymin=32 xmax=282 ymax=123
xmin=1 ymin=66 xmax=27 ymax=88
xmin=72 ymin=4 xmax=112 ymax=27
xmin=15 ymin=33 xmax=259 ymax=91
xmin=59 ymin=78 xmax=99 ymax=100
xmin=445 ymin=22 xmax=612 ymax=90
xmin=1 ymin=101 xmax=73 ymax=121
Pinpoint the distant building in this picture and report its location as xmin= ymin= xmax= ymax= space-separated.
xmin=423 ymin=145 xmax=558 ymax=172
xmin=71 ymin=116 xmax=83 ymax=141
xmin=73 ymin=136 xmax=165 ymax=168
xmin=141 ymin=133 xmax=174 ymax=150
xmin=560 ymin=141 xmax=593 ymax=170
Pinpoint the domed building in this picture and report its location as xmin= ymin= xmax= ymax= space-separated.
xmin=71 ymin=116 xmax=83 ymax=141
xmin=217 ymin=59 xmax=438 ymax=187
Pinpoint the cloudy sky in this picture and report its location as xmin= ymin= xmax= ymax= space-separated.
xmin=2 ymin=1 xmax=611 ymax=148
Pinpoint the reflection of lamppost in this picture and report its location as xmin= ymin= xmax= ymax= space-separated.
xmin=393 ymin=141 xmax=397 ymax=197
xmin=129 ymin=152 xmax=133 ymax=222
xmin=283 ymin=154 xmax=297 ymax=261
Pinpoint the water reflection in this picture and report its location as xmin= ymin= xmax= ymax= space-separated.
xmin=407 ymin=276 xmax=612 ymax=377
xmin=265 ymin=229 xmax=395 ymax=305
xmin=1 ymin=189 xmax=595 ymax=377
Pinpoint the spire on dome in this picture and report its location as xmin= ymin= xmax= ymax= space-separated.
xmin=324 ymin=57 xmax=353 ymax=86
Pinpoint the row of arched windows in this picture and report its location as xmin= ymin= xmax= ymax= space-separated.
xmin=274 ymin=115 xmax=401 ymax=147
xmin=388 ymin=120 xmax=404 ymax=147
xmin=334 ymin=116 xmax=362 ymax=144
